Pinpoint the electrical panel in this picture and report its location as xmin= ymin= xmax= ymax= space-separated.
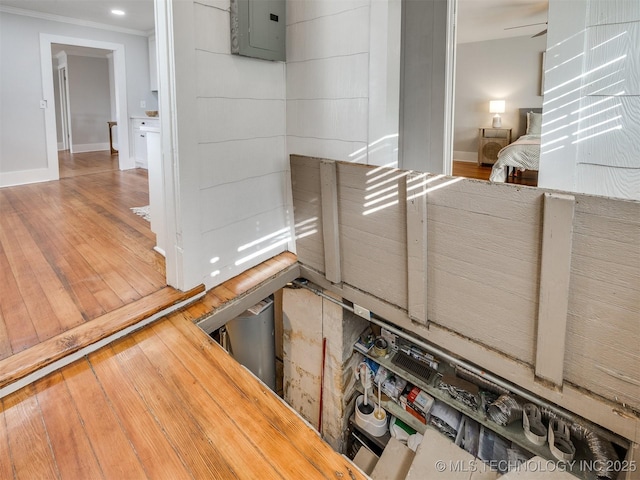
xmin=230 ymin=0 xmax=286 ymax=62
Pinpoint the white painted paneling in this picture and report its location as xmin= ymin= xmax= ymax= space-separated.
xmin=201 ymin=205 xmax=290 ymax=287
xmin=291 ymin=157 xmax=640 ymax=418
xmin=194 ymin=2 xmax=230 ymax=53
xmin=564 ymin=194 xmax=640 ymax=409
xmin=196 ymin=50 xmax=286 ymax=99
xmin=537 ymin=0 xmax=588 ymax=194
xmin=587 ymin=0 xmax=640 ymax=25
xmin=338 ymin=163 xmax=407 ymax=309
xmin=320 ymin=161 xmax=341 ymax=283
xmin=542 ymin=31 xmax=587 ymax=116
xmin=583 ymin=22 xmax=640 ymax=96
xmin=200 ymin=171 xmax=288 ymax=233
xmin=286 ymin=0 xmax=369 ymax=25
xmin=198 ymin=136 xmax=286 ymax=189
xmin=290 ymin=156 xmax=325 ymax=273
xmin=286 ymin=99 xmax=368 ymax=142
xmin=535 ymin=193 xmax=575 ymax=386
xmin=540 ymin=0 xmax=640 ymax=201
xmin=398 ymin=0 xmax=448 ymax=174
xmin=287 ymin=136 xmax=367 ymax=163
xmin=196 ymin=0 xmax=230 ymax=10
xmin=286 ymin=54 xmax=368 ymax=99
xmin=575 ymin=97 xmax=640 ymax=169
xmin=564 ymin=321 xmax=640 ymax=411
xmin=197 ymin=98 xmax=285 ymax=143
xmin=368 ymin=0 xmax=400 ymax=169
xmin=286 ymin=6 xmax=369 ymax=62
xmin=576 ymin=164 xmax=640 ymax=200
xmin=406 ymin=178 xmax=427 ymax=324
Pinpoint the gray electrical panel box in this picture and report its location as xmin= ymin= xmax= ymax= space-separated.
xmin=230 ymin=0 xmax=286 ymax=62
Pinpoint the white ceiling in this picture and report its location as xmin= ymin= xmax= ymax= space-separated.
xmin=0 ymin=0 xmax=546 ymax=44
xmin=0 ymin=0 xmax=155 ymax=33
xmin=457 ymin=0 xmax=548 ymax=44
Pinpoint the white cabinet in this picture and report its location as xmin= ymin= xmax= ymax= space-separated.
xmin=141 ymin=125 xmax=165 ymax=256
xmin=131 ymin=117 xmax=159 ymax=169
xmin=148 ymin=34 xmax=158 ymax=92
xmin=133 ymin=127 xmax=147 ymax=168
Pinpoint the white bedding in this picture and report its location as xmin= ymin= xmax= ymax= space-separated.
xmin=489 ymin=134 xmax=541 ymax=183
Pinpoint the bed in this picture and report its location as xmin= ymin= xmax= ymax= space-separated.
xmin=489 ymin=108 xmax=542 ymax=183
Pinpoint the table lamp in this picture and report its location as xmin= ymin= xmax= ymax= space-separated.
xmin=490 ymin=100 xmax=505 ymax=128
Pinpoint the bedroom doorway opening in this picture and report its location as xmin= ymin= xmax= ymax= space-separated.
xmin=449 ymin=0 xmax=547 ymax=187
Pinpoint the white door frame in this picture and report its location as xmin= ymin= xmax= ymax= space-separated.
xmin=57 ymin=65 xmax=71 ymax=151
xmin=40 ymin=34 xmax=133 ymax=180
xmin=443 ymin=0 xmax=457 ymax=176
xmin=153 ymin=0 xmax=180 ymax=288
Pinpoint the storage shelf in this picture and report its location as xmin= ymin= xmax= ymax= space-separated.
xmin=349 ymin=413 xmax=390 ymax=453
xmin=356 ymin=348 xmax=599 ymax=480
xmin=354 ymin=385 xmax=427 ymax=436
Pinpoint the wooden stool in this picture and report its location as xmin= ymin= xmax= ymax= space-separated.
xmin=108 ymin=121 xmax=118 ymax=155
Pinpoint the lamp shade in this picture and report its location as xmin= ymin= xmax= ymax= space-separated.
xmin=489 ymin=100 xmax=505 ymax=114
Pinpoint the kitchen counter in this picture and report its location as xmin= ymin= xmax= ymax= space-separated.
xmin=130 ymin=115 xmax=160 ymax=120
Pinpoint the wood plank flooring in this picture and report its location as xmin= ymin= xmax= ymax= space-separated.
xmin=453 ymin=160 xmax=538 ymax=186
xmin=0 ymin=162 xmax=166 ymax=360
xmin=0 ymin=251 xmax=362 ymax=480
xmin=59 ymin=149 xmax=119 ymax=178
xmin=0 ymin=151 xmax=186 ymax=391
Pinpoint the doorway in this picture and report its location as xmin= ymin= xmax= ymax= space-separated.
xmin=52 ymin=44 xmax=119 ymax=178
xmin=40 ymin=34 xmax=132 ymax=181
xmin=57 ymin=65 xmax=71 ymax=151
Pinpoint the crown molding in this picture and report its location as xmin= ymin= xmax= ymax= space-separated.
xmin=0 ymin=5 xmax=148 ymax=37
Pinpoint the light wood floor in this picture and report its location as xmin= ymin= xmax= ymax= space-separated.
xmin=0 ymin=151 xmax=174 ymax=384
xmin=0 ymin=252 xmax=361 ymax=480
xmin=59 ymin=149 xmax=119 ymax=178
xmin=0 ymin=153 xmax=346 ymax=477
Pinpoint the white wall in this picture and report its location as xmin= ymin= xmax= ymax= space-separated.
xmin=286 ymin=1 xmax=371 ymax=163
xmin=398 ymin=0 xmax=450 ymax=174
xmin=0 ymin=11 xmax=154 ymax=182
xmin=169 ymin=0 xmax=289 ymax=289
xmin=539 ymin=0 xmax=640 ymax=200
xmin=454 ymin=35 xmax=546 ymax=160
xmin=285 ymin=0 xmax=401 ymax=167
xmin=67 ymin=55 xmax=111 ymax=152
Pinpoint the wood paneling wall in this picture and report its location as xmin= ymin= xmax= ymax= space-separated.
xmin=290 ymin=154 xmax=640 ymax=443
xmin=169 ymin=0 xmax=290 ymax=290
xmin=539 ymin=0 xmax=640 ymax=201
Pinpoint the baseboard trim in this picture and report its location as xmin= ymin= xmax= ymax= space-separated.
xmin=0 ymin=167 xmax=55 ymax=188
xmin=72 ymin=142 xmax=110 ymax=153
xmin=453 ymin=151 xmax=477 ymax=163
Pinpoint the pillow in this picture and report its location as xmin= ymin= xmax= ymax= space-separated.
xmin=526 ymin=111 xmax=542 ymax=135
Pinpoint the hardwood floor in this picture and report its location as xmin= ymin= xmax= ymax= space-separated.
xmin=0 ymin=159 xmax=167 ymax=364
xmin=453 ymin=160 xmax=538 ymax=187
xmin=58 ymin=149 xmax=119 ymax=178
xmin=0 ymin=252 xmax=362 ymax=480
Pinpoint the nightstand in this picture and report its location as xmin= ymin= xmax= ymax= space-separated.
xmin=478 ymin=128 xmax=512 ymax=166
